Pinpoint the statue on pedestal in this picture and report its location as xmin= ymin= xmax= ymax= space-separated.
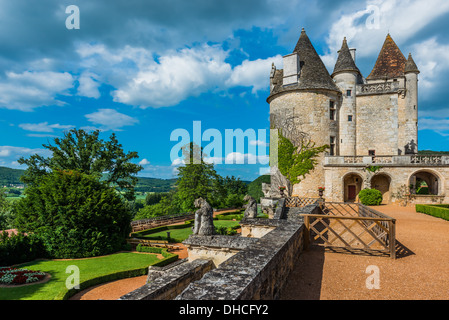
xmin=192 ymin=197 xmax=215 ymax=236
xmin=243 ymin=195 xmax=258 ymax=219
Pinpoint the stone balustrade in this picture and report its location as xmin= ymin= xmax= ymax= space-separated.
xmin=325 ymin=155 xmax=449 ymax=167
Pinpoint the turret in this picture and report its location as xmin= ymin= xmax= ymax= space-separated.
xmin=404 ymin=53 xmax=420 ymax=154
xmin=268 ymin=28 xmax=341 ymax=198
xmin=332 ymin=37 xmax=360 ymax=156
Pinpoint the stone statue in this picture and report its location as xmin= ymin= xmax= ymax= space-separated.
xmin=261 ymin=183 xmax=277 ymax=198
xmin=243 ymin=195 xmax=258 ymax=219
xmin=192 ymin=197 xmax=215 ymax=236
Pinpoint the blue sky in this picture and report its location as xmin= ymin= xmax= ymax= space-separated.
xmin=0 ymin=0 xmax=448 ymax=181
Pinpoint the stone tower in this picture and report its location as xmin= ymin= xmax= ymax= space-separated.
xmin=331 ymin=37 xmax=361 ymax=156
xmin=404 ymin=53 xmax=420 ymax=154
xmin=267 ymin=29 xmax=341 ymax=197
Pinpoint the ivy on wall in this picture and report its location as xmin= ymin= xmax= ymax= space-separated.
xmin=277 ymin=131 xmax=329 ymax=186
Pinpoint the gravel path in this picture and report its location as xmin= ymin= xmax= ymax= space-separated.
xmin=281 ymin=204 xmax=449 ymax=300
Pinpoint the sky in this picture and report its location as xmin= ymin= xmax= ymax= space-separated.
xmin=0 ymin=0 xmax=449 ymax=181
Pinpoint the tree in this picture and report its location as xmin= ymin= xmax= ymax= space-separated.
xmin=0 ymin=191 xmax=15 ymax=230
xmin=174 ymin=143 xmax=224 ymax=212
xmin=14 ymin=170 xmax=132 ymax=258
xmin=277 ymin=131 xmax=328 ymax=195
xmin=18 ymin=129 xmax=142 ymax=200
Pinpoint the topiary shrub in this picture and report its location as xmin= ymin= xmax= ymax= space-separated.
xmin=358 ymin=189 xmax=383 ymax=206
xmin=14 ymin=170 xmax=132 ymax=259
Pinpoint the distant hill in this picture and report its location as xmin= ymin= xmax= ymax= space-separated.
xmin=0 ymin=166 xmax=176 ymax=192
xmin=418 ymin=150 xmax=449 ymax=155
xmin=134 ymin=177 xmax=177 ymax=193
xmin=0 ymin=166 xmax=25 ymax=185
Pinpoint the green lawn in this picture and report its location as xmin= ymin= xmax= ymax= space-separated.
xmin=0 ymin=252 xmax=164 ymax=300
xmin=142 ymin=220 xmax=241 ymax=242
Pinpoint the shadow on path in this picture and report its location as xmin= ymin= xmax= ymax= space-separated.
xmin=280 ymin=246 xmax=325 ymax=300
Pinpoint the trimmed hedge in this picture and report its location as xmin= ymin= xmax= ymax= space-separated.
xmin=131 ymin=220 xmax=194 ymax=238
xmin=358 ymin=189 xmax=383 ymax=206
xmin=58 ymin=248 xmax=178 ymax=300
xmin=415 ymin=204 xmax=449 ymax=221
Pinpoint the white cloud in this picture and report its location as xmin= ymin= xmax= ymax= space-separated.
xmin=77 ymin=42 xmax=281 ymax=108
xmin=138 ymin=158 xmax=151 ymax=166
xmin=321 ymin=0 xmax=449 ymax=70
xmin=409 ymin=38 xmax=449 ymax=96
xmin=85 ymin=108 xmax=139 ymax=131
xmin=19 ymin=122 xmax=74 ymax=133
xmin=224 ymin=152 xmax=269 ymax=165
xmin=418 ymin=117 xmax=449 ymax=136
xmin=171 ymin=158 xmax=185 ymax=166
xmin=0 ymin=71 xmax=74 ymax=111
xmin=111 ymin=44 xmax=232 ymax=108
xmin=225 ymin=55 xmax=283 ymax=94
xmin=77 ymin=72 xmax=101 ymax=99
xmin=0 ymin=146 xmax=52 ymax=168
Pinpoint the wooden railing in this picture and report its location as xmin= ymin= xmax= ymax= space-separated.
xmin=300 ymin=202 xmax=396 ymax=259
xmin=285 ymin=197 xmax=320 ymax=208
xmin=131 ymin=213 xmax=194 ymax=232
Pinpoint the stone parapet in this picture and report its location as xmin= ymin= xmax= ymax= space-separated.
xmin=175 ymin=210 xmax=312 ymax=300
xmin=119 ymin=259 xmax=214 ymax=300
xmin=183 ymin=235 xmax=259 ymax=267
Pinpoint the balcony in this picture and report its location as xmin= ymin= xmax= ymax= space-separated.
xmin=324 ymin=155 xmax=449 ymax=167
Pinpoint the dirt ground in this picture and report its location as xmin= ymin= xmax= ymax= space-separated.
xmin=281 ymin=204 xmax=449 ymax=300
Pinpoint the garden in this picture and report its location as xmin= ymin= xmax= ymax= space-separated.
xmin=131 ymin=211 xmax=246 ymax=243
xmin=0 ymin=251 xmax=177 ymax=300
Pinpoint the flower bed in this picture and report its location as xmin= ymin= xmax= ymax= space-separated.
xmin=0 ymin=267 xmax=47 ymax=286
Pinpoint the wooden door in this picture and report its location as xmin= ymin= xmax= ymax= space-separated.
xmin=348 ymin=185 xmax=357 ymax=201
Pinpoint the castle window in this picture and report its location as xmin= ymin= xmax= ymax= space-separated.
xmin=329 ymin=101 xmax=336 ymax=121
xmin=369 ymin=150 xmax=376 ymax=156
xmin=346 ymin=90 xmax=352 ymax=97
xmin=348 ymin=115 xmax=353 ymax=122
xmin=330 ymin=136 xmax=336 ymax=156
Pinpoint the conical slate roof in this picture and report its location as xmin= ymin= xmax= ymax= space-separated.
xmin=332 ymin=37 xmax=360 ymax=77
xmin=291 ymin=29 xmax=340 ymax=92
xmin=367 ymin=34 xmax=407 ymax=80
xmin=405 ymin=53 xmax=420 ymax=74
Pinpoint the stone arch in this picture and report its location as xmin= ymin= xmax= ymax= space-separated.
xmin=371 ymin=173 xmax=392 ymax=204
xmin=343 ymin=172 xmax=364 ymax=202
xmin=408 ymin=169 xmax=442 ymax=196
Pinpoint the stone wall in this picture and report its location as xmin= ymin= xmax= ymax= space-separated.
xmin=119 ymin=259 xmax=214 ymax=300
xmin=356 ymin=92 xmax=402 ymax=156
xmin=176 ymin=204 xmax=321 ymax=300
xmin=183 ymin=235 xmax=259 ymax=267
xmin=270 ymin=90 xmax=340 ymax=198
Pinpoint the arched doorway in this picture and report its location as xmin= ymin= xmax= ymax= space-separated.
xmin=371 ymin=174 xmax=391 ymax=204
xmin=343 ymin=173 xmax=363 ymax=202
xmin=409 ymin=170 xmax=440 ymax=195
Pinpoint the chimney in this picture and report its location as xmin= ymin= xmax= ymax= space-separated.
xmin=283 ymin=52 xmax=300 ymax=86
xmin=349 ymin=48 xmax=356 ymax=63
